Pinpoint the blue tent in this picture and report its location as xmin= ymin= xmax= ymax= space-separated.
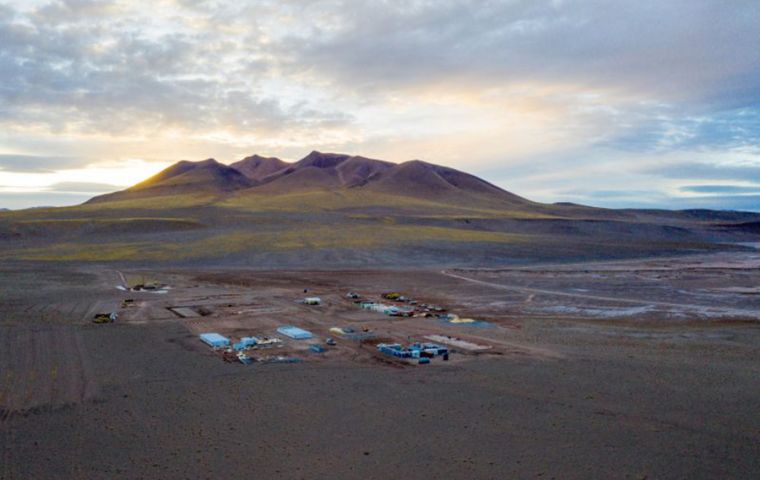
xmin=200 ymin=332 xmax=230 ymax=348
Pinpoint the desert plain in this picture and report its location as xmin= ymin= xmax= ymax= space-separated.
xmin=1 ymin=246 xmax=759 ymax=479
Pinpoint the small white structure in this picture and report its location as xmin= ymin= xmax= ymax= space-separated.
xmin=303 ymin=297 xmax=321 ymax=305
xmin=256 ymin=337 xmax=283 ymax=346
xmin=425 ymin=335 xmax=491 ymax=351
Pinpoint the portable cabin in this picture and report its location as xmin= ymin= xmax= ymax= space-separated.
xmin=200 ymin=332 xmax=230 ymax=348
xmin=303 ymin=297 xmax=322 ymax=305
xmin=277 ymin=325 xmax=313 ymax=340
xmin=377 ymin=343 xmax=414 ymax=359
xmin=421 ymin=343 xmax=448 ymax=356
xmin=409 ymin=342 xmax=448 ymax=356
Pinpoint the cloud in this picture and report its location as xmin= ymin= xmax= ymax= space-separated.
xmin=641 ymin=162 xmax=760 ymax=183
xmin=0 ymin=154 xmax=92 ymax=172
xmin=274 ymin=1 xmax=760 ymax=105
xmin=668 ymin=195 xmax=760 ymax=212
xmin=0 ymin=0 xmax=758 ymax=210
xmin=0 ymin=177 xmax=120 ymax=209
xmin=0 ymin=0 xmax=350 ymax=138
xmin=270 ymin=0 xmax=760 ymax=161
xmin=551 ymin=188 xmax=760 ymax=212
xmin=680 ymin=185 xmax=760 ymax=194
xmin=601 ymin=107 xmax=760 ymax=153
xmin=45 ymin=181 xmax=121 ymax=193
xmin=2 ymin=0 xmax=757 ymax=140
xmin=0 ymin=192 xmax=92 ymax=210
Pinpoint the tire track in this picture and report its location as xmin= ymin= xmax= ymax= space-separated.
xmin=0 ymin=326 xmax=94 ymax=415
xmin=0 ymin=327 xmax=18 ymax=480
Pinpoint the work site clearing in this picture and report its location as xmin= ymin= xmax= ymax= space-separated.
xmin=108 ymin=270 xmax=516 ymax=368
xmin=1 ymin=249 xmax=759 ymax=479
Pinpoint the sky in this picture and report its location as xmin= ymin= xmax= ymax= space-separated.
xmin=0 ymin=0 xmax=759 ymax=210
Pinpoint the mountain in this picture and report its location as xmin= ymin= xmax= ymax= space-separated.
xmin=261 ymin=152 xmax=516 ymax=203
xmin=87 ymin=158 xmax=252 ymax=204
xmin=1 ymin=151 xmax=759 ymax=267
xmin=363 ymin=159 xmax=530 ymax=205
xmin=87 ymin=151 xmax=531 ymax=207
xmin=248 ymin=152 xmax=395 ymax=193
xmin=229 ymin=155 xmax=288 ymax=182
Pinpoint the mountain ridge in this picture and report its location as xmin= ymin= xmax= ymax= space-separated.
xmin=4 ymin=150 xmax=759 ymax=266
xmin=87 ymin=151 xmax=532 ymax=207
xmin=230 ymin=155 xmax=289 ymax=182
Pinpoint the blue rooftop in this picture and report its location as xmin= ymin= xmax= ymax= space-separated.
xmin=200 ymin=332 xmax=230 ymax=347
xmin=277 ymin=325 xmax=313 ymax=339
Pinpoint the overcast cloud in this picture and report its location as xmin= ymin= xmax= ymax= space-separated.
xmin=0 ymin=0 xmax=758 ymax=210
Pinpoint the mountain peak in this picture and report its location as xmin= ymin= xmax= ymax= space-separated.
xmin=86 ymin=158 xmax=251 ymax=204
xmin=195 ymin=158 xmax=219 ymax=167
xmin=296 ymin=151 xmax=352 ymax=169
xmin=230 ymin=154 xmax=288 ymax=181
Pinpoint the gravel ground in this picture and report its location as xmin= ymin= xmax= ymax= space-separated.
xmin=1 ymin=252 xmax=759 ymax=479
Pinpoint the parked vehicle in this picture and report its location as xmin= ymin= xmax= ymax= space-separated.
xmin=93 ymin=312 xmax=117 ymax=324
xmin=237 ymin=352 xmax=253 ymax=365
